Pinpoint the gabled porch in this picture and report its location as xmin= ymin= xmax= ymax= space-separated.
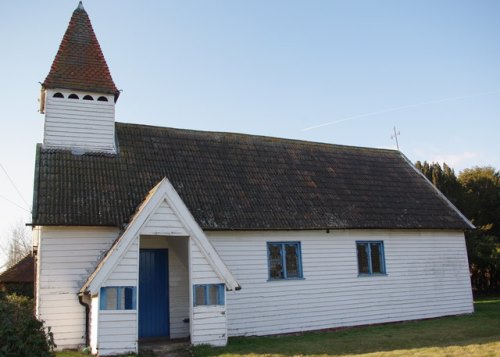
xmin=79 ymin=178 xmax=240 ymax=356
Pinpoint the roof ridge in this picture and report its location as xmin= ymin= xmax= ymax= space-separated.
xmin=34 ymin=121 xmax=472 ymax=230
xmin=42 ymin=3 xmax=119 ymax=96
xmin=115 ymin=121 xmax=400 ymax=154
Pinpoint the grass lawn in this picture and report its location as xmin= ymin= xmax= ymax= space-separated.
xmin=194 ymin=296 xmax=500 ymax=357
xmin=56 ymin=296 xmax=500 ymax=357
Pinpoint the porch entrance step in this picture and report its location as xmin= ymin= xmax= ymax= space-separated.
xmin=139 ymin=338 xmax=191 ymax=357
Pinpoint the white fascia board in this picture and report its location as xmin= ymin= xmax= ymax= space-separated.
xmin=399 ymin=152 xmax=475 ymax=229
xmin=82 ymin=180 xmax=165 ymax=295
xmin=81 ymin=177 xmax=240 ymax=295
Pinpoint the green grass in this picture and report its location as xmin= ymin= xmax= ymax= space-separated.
xmin=56 ymin=297 xmax=500 ymax=357
xmin=194 ymin=296 xmax=500 ymax=357
xmin=56 ymin=351 xmax=158 ymax=357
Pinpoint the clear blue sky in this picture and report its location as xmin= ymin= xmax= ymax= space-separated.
xmin=1 ymin=1 xmax=499 ymax=267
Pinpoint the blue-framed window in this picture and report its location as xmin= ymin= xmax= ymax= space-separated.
xmin=100 ymin=287 xmax=136 ymax=310
xmin=193 ymin=284 xmax=225 ymax=306
xmin=267 ymin=242 xmax=303 ymax=280
xmin=356 ymin=241 xmax=386 ymax=275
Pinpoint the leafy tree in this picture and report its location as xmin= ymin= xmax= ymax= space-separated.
xmin=416 ymin=162 xmax=500 ymax=293
xmin=458 ymin=167 xmax=500 ymax=237
xmin=0 ymin=293 xmax=56 ymax=356
xmin=414 ymin=161 xmax=463 ymax=207
xmin=458 ymin=167 xmax=500 ymax=292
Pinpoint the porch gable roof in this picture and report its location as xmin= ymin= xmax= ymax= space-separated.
xmin=80 ymin=178 xmax=240 ymax=296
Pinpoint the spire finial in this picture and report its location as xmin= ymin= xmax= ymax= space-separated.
xmin=42 ymin=0 xmax=119 ymax=97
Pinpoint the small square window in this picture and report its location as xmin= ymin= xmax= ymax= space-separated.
xmin=100 ymin=287 xmax=136 ymax=310
xmin=193 ymin=284 xmax=225 ymax=306
xmin=356 ymin=241 xmax=386 ymax=276
xmin=267 ymin=242 xmax=303 ymax=280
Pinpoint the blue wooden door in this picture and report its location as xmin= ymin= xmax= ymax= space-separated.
xmin=139 ymin=249 xmax=169 ymax=338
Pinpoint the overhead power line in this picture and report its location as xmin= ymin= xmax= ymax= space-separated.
xmin=0 ymin=162 xmax=31 ymax=212
xmin=0 ymin=194 xmax=31 ymax=213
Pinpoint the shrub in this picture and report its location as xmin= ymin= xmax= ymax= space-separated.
xmin=0 ymin=292 xmax=56 ymax=357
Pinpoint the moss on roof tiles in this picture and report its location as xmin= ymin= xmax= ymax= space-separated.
xmin=32 ymin=123 xmax=471 ymax=230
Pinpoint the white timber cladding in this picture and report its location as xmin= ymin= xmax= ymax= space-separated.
xmin=97 ymin=239 xmax=138 ymax=355
xmin=208 ymin=230 xmax=474 ymax=337
xmin=190 ymin=239 xmax=223 ymax=284
xmin=102 ymin=239 xmax=139 ymax=287
xmin=191 ymin=306 xmax=228 ymax=346
xmin=35 ymin=226 xmax=119 ymax=350
xmin=98 ymin=311 xmax=137 ymax=356
xmin=43 ymin=88 xmax=116 ymax=153
xmin=190 ymin=239 xmax=228 ymax=345
xmin=141 ymin=236 xmax=190 ymax=339
xmin=141 ymin=200 xmax=188 ymax=236
xmin=90 ymin=297 xmax=99 ymax=355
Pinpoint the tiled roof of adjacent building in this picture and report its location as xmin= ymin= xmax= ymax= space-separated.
xmin=42 ymin=2 xmax=119 ymax=96
xmin=32 ymin=122 xmax=472 ymax=231
xmin=0 ymin=255 xmax=34 ymax=284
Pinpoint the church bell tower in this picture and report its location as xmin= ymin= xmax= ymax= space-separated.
xmin=39 ymin=2 xmax=119 ymax=154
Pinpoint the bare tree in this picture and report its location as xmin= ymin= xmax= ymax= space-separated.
xmin=0 ymin=220 xmax=31 ymax=271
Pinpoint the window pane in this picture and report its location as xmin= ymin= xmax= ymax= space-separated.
xmin=285 ymin=244 xmax=300 ymax=278
xmin=118 ymin=287 xmax=126 ymax=309
xmin=217 ymin=285 xmax=225 ymax=305
xmin=370 ymin=243 xmax=384 ymax=273
xmin=124 ymin=287 xmax=134 ymax=309
xmin=357 ymin=243 xmax=370 ymax=274
xmin=208 ymin=285 xmax=219 ymax=305
xmin=195 ymin=285 xmax=206 ymax=306
xmin=106 ymin=287 xmax=118 ymax=310
xmin=269 ymin=244 xmax=284 ymax=279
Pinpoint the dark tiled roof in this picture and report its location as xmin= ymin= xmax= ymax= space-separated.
xmin=0 ymin=255 xmax=34 ymax=283
xmin=42 ymin=3 xmax=118 ymax=96
xmin=32 ymin=123 xmax=471 ymax=230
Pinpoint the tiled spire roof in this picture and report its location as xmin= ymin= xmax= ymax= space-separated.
xmin=42 ymin=2 xmax=119 ymax=97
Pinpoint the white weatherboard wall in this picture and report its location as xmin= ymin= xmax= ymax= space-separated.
xmin=103 ymin=239 xmax=139 ymax=287
xmin=141 ymin=200 xmax=188 ymax=236
xmin=190 ymin=240 xmax=228 ymax=346
xmin=43 ymin=89 xmax=116 ymax=153
xmin=208 ymin=230 xmax=473 ymax=337
xmin=97 ymin=239 xmax=139 ymax=356
xmin=98 ymin=311 xmax=137 ymax=356
xmin=35 ymin=227 xmax=119 ymax=350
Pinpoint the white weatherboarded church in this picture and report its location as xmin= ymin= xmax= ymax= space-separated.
xmin=31 ymin=3 xmax=474 ymax=356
